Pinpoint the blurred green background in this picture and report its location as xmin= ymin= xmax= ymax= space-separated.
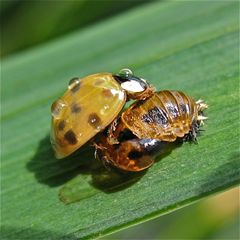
xmin=0 ymin=0 xmax=154 ymax=57
xmin=1 ymin=1 xmax=239 ymax=239
xmin=106 ymin=187 xmax=239 ymax=239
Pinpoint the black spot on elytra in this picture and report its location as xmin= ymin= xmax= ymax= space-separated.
xmin=88 ymin=113 xmax=102 ymax=129
xmin=71 ymin=103 xmax=81 ymax=113
xmin=141 ymin=106 xmax=168 ymax=125
xmin=58 ymin=120 xmax=66 ymax=131
xmin=64 ymin=130 xmax=77 ymax=145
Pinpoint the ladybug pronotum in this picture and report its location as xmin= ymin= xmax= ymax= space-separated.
xmin=50 ymin=69 xmax=208 ymax=171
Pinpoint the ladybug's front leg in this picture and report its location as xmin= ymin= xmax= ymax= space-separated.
xmin=107 ymin=117 xmax=128 ymax=145
xmin=107 ymin=118 xmax=120 ymax=144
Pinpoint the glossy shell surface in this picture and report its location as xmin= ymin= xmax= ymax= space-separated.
xmin=51 ymin=73 xmax=126 ymax=159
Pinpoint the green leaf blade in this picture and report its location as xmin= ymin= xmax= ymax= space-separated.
xmin=1 ymin=1 xmax=239 ymax=239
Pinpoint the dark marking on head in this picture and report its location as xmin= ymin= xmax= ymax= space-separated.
xmin=141 ymin=107 xmax=168 ymax=126
xmin=58 ymin=120 xmax=66 ymax=131
xmin=88 ymin=113 xmax=102 ymax=129
xmin=113 ymin=74 xmax=147 ymax=90
xmin=64 ymin=130 xmax=77 ymax=145
xmin=102 ymin=89 xmax=113 ymax=98
xmin=71 ymin=103 xmax=81 ymax=113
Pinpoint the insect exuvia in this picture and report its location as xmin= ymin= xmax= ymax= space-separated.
xmin=50 ymin=69 xmax=208 ymax=171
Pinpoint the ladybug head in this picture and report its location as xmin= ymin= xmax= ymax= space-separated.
xmin=114 ymin=68 xmax=155 ymax=100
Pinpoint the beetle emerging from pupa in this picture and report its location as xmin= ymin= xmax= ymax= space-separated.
xmin=50 ymin=69 xmax=208 ymax=171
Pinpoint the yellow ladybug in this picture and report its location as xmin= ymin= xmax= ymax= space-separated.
xmin=50 ymin=69 xmax=155 ymax=159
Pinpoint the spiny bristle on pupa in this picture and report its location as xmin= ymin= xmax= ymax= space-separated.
xmin=196 ymin=99 xmax=208 ymax=111
xmin=197 ymin=115 xmax=208 ymax=125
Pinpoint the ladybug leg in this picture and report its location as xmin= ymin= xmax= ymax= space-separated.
xmin=107 ymin=118 xmax=121 ymax=144
xmin=107 ymin=118 xmax=129 ymax=145
xmin=99 ymin=155 xmax=113 ymax=171
xmin=92 ymin=141 xmax=107 ymax=162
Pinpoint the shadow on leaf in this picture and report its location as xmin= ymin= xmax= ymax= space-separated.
xmin=26 ymin=135 xmax=93 ymax=187
xmin=27 ymin=135 xmax=180 ymax=204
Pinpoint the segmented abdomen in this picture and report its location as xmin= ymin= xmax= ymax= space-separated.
xmin=121 ymin=90 xmax=198 ymax=142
